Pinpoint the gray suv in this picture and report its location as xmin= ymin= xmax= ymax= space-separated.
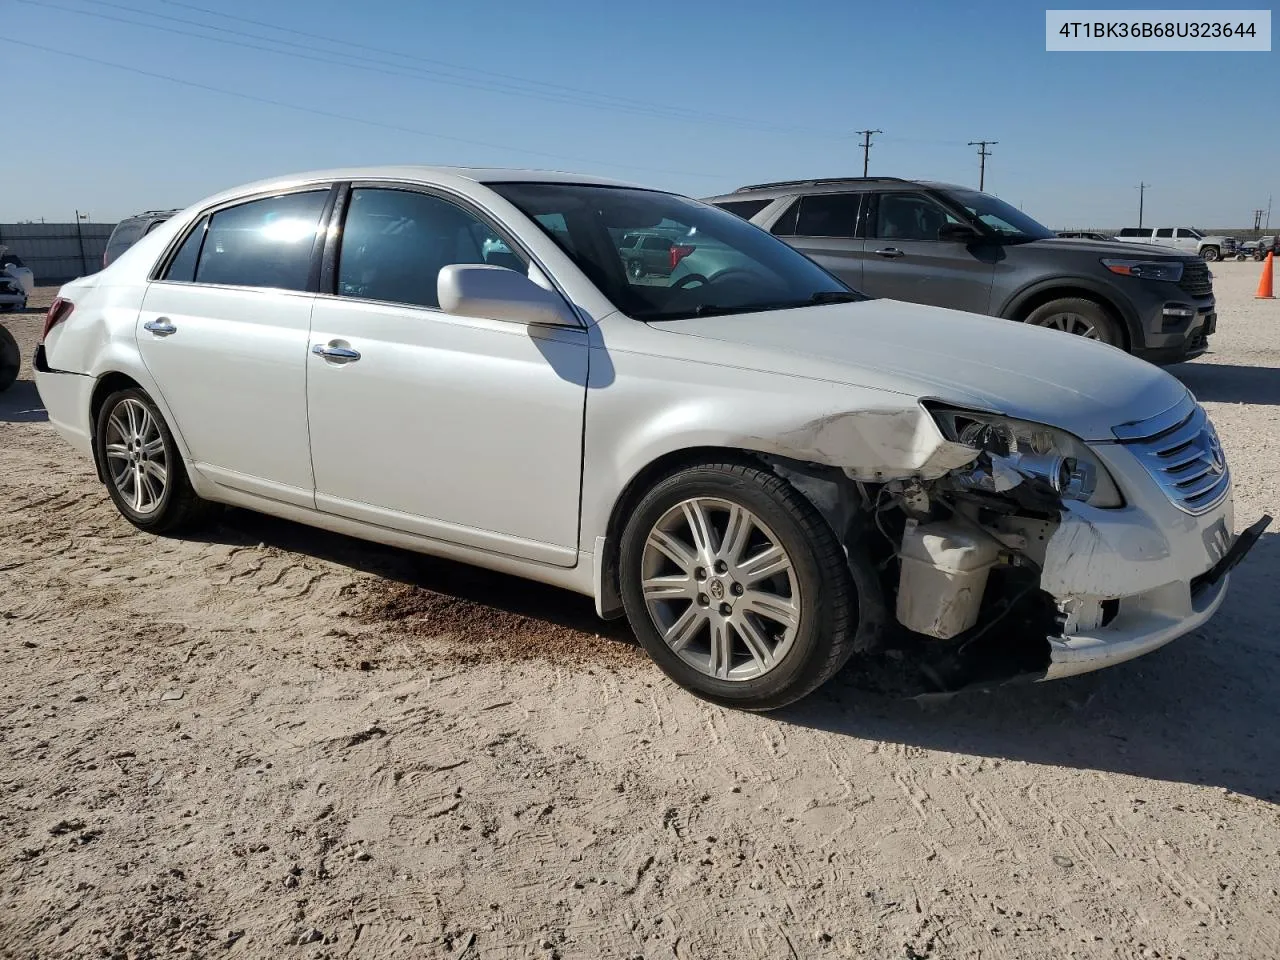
xmin=704 ymin=177 xmax=1215 ymax=364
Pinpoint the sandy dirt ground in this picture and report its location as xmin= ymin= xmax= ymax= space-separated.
xmin=2 ymin=264 xmax=1278 ymax=960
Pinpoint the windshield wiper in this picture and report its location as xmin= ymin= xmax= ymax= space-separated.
xmin=805 ymin=291 xmax=862 ymax=305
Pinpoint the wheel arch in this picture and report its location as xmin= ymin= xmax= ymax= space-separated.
xmin=997 ymin=280 xmax=1138 ymax=352
xmin=86 ymin=365 xmax=196 ymax=486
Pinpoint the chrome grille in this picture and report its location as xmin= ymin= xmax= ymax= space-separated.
xmin=1114 ymin=394 xmax=1230 ymax=515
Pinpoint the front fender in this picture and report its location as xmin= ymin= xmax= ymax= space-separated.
xmin=996 ymin=275 xmax=1141 ymax=347
xmin=577 ymin=348 xmax=976 ymax=553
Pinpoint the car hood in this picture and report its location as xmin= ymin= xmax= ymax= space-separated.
xmin=1032 ymin=237 xmax=1196 ymax=259
xmin=653 ymin=299 xmax=1189 ymax=442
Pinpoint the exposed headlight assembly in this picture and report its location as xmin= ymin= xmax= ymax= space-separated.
xmin=1101 ymin=258 xmax=1184 ymax=282
xmin=931 ymin=408 xmax=1124 ymax=508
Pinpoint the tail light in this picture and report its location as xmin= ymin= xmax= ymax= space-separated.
xmin=670 ymin=244 xmax=696 ymax=270
xmin=41 ymin=297 xmax=74 ymax=344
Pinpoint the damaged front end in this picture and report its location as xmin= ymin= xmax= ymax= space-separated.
xmin=777 ymin=401 xmax=1269 ymax=695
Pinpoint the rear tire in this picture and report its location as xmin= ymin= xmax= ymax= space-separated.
xmin=1024 ymin=297 xmax=1123 ymax=347
xmin=94 ymin=387 xmax=217 ymax=534
xmin=1201 ymin=246 xmax=1219 ymax=262
xmin=0 ymin=325 xmax=19 ymax=392
xmin=618 ymin=460 xmax=875 ymax=710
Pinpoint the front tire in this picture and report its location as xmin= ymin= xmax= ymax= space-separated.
xmin=1201 ymin=246 xmax=1219 ymax=262
xmin=94 ymin=387 xmax=215 ymax=534
xmin=1024 ymin=297 xmax=1123 ymax=347
xmin=618 ymin=460 xmax=868 ymax=710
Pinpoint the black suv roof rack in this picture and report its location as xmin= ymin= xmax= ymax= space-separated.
xmin=734 ymin=176 xmax=915 ymax=193
xmin=126 ymin=209 xmax=180 ymax=219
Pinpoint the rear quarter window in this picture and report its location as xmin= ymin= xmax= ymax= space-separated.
xmin=713 ymin=198 xmax=771 ymax=220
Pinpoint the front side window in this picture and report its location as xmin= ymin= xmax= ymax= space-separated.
xmin=941 ymin=189 xmax=1055 ymax=241
xmin=194 ymin=191 xmax=328 ymax=291
xmin=490 ymin=182 xmax=860 ymax=322
xmin=873 ymin=192 xmax=961 ymax=241
xmin=336 ymin=188 xmax=526 ymax=309
xmin=793 ymin=193 xmax=861 ymax=238
xmin=1155 ymin=228 xmax=1174 ymax=238
xmin=1176 ymin=228 xmax=1199 ymax=238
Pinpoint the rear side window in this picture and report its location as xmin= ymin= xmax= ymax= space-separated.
xmin=641 ymin=236 xmax=670 ymax=250
xmin=1118 ymin=228 xmax=1147 ymax=237
xmin=1154 ymin=228 xmax=1173 ymax=238
xmin=714 ymin=198 xmax=771 ymax=220
xmin=336 ymin=187 xmax=527 ymax=309
xmin=793 ymin=193 xmax=861 ymax=238
xmin=193 ymin=190 xmax=328 ymax=291
xmin=163 ymin=216 xmax=209 ymax=282
xmin=769 ymin=200 xmax=800 ymax=236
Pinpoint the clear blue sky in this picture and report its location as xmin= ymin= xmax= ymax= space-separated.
xmin=1 ymin=0 xmax=1275 ymax=228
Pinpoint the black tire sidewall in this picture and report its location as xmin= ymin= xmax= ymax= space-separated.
xmin=619 ymin=465 xmax=848 ymax=709
xmin=1026 ymin=297 xmax=1123 ymax=347
xmin=0 ymin=326 xmax=18 ymax=392
xmin=95 ymin=388 xmax=184 ymax=531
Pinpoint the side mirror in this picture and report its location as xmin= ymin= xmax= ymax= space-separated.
xmin=938 ymin=222 xmax=982 ymax=243
xmin=438 ymin=264 xmax=578 ymax=327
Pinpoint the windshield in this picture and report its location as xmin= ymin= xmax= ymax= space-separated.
xmin=489 ymin=183 xmax=862 ymax=321
xmin=944 ymin=188 xmax=1056 ymax=241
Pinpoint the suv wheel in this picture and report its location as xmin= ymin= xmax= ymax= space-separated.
xmin=1024 ymin=297 xmax=1122 ymax=347
xmin=0 ymin=325 xmax=19 ymax=392
xmin=618 ymin=460 xmax=877 ymax=710
xmin=1201 ymin=246 xmax=1220 ymax=262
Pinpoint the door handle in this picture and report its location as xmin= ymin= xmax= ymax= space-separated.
xmin=144 ymin=318 xmax=177 ymax=336
xmin=873 ymin=247 xmax=906 ymax=259
xmin=312 ymin=342 xmax=361 ymax=363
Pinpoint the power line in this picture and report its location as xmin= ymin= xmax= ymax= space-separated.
xmin=967 ymin=140 xmax=997 ymax=191
xmin=0 ymin=37 xmax=719 ymax=181
xmin=855 ymin=130 xmax=881 ymax=177
xmin=39 ymin=0 xmax=847 ymax=140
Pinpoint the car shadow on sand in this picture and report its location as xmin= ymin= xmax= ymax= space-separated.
xmin=201 ymin=508 xmax=1280 ymax=802
xmin=0 ymin=380 xmax=49 ymax=423
xmin=781 ymin=531 xmax=1280 ymax=804
xmin=193 ymin=507 xmax=636 ymax=645
xmin=1170 ymin=360 xmax=1280 ymax=405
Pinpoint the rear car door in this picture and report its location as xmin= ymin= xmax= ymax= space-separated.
xmin=770 ymin=192 xmax=865 ymax=289
xmin=306 ymin=183 xmax=588 ymax=566
xmin=859 ymin=191 xmax=996 ymax=313
xmin=136 ymin=186 xmax=333 ymax=506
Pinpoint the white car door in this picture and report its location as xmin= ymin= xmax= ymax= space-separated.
xmin=306 ymin=185 xmax=588 ymax=566
xmin=137 ymin=187 xmax=333 ymax=506
xmin=1175 ymin=228 xmax=1200 ymax=254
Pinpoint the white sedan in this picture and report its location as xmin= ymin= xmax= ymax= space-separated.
xmin=33 ymin=167 xmax=1269 ymax=708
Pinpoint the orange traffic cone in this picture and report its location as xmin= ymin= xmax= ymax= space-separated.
xmin=1257 ymin=251 xmax=1275 ymax=299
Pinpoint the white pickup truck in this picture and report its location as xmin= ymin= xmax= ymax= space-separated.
xmin=1115 ymin=227 xmax=1236 ymax=261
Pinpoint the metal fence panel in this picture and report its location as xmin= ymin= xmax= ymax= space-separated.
xmin=0 ymin=222 xmax=117 ymax=284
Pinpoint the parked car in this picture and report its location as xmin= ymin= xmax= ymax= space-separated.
xmin=102 ymin=209 xmax=180 ymax=268
xmin=1114 ymin=226 xmax=1236 ymax=261
xmin=1057 ymin=230 xmax=1115 ymax=241
xmin=618 ymin=231 xmax=697 ymax=278
xmin=706 ymin=177 xmax=1216 ymax=364
xmin=0 ymin=245 xmax=34 ymax=312
xmin=32 ymin=166 xmax=1270 ymax=707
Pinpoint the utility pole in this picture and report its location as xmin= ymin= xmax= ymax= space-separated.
xmin=855 ymin=129 xmax=881 ymax=177
xmin=1137 ymin=182 xmax=1149 ymax=229
xmin=1254 ymin=209 xmax=1265 ymax=233
xmin=1267 ymin=195 xmax=1273 ymax=232
xmin=74 ymin=210 xmax=89 ymax=276
xmin=967 ymin=140 xmax=997 ymax=191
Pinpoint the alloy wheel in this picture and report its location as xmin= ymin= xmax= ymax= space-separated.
xmin=640 ymin=497 xmax=801 ymax=681
xmin=1034 ymin=311 xmax=1101 ymax=339
xmin=103 ymin=398 xmax=168 ymax=515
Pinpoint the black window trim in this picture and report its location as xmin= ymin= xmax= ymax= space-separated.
xmin=316 ymin=178 xmax=583 ymax=327
xmin=148 ymin=180 xmax=339 ymax=289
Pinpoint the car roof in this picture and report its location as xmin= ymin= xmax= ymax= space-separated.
xmin=703 ymin=177 xmax=971 ymax=202
xmin=196 ymin=165 xmax=650 ymax=207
